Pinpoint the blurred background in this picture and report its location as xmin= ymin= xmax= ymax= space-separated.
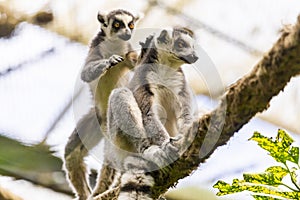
xmin=0 ymin=0 xmax=299 ymax=199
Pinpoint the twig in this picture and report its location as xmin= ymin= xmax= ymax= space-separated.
xmin=0 ymin=47 xmax=55 ymax=78
xmin=41 ymin=85 xmax=84 ymax=143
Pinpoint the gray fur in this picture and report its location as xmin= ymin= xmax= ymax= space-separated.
xmin=64 ymin=9 xmax=141 ymax=200
xmin=96 ymin=28 xmax=198 ymax=200
xmin=64 ymin=108 xmax=102 ymax=200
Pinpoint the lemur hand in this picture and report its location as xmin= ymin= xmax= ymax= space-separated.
xmin=108 ymin=55 xmax=124 ymax=67
xmin=97 ymin=55 xmax=124 ymax=79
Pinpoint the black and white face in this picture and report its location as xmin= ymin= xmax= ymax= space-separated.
xmin=98 ymin=10 xmax=141 ymax=41
xmin=156 ymin=28 xmax=199 ymax=64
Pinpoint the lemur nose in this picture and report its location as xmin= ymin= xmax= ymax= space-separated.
xmin=192 ymin=54 xmax=199 ymax=62
xmin=119 ymin=31 xmax=131 ymax=41
xmin=122 ymin=33 xmax=131 ymax=40
xmin=188 ymin=54 xmax=198 ymax=63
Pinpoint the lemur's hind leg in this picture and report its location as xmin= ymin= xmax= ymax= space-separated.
xmin=107 ymin=87 xmax=179 ymax=169
xmin=64 ymin=108 xmax=103 ymax=200
xmin=90 ymin=88 xmax=147 ymax=199
xmin=107 ymin=87 xmax=149 ymax=153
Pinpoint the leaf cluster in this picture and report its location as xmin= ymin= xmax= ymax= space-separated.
xmin=213 ymin=130 xmax=300 ymax=199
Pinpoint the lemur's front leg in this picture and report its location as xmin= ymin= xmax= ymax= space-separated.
xmin=81 ymin=52 xmax=124 ymax=82
xmin=172 ymin=88 xmax=197 ymax=154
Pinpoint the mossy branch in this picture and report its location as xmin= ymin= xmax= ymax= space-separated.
xmin=150 ymin=15 xmax=300 ymax=198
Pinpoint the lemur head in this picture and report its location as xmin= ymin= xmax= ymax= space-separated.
xmin=98 ymin=9 xmax=142 ymax=41
xmin=155 ymin=27 xmax=198 ymax=66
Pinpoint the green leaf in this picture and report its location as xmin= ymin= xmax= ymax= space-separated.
xmin=289 ymin=147 xmax=299 ymax=164
xmin=213 ymin=179 xmax=246 ymax=195
xmin=252 ymin=195 xmax=283 ymax=200
xmin=266 ymin=166 xmax=289 ymax=177
xmin=277 ymin=129 xmax=294 ymax=148
xmin=250 ymin=130 xmax=299 ymax=164
xmin=214 ymin=179 xmax=300 ymax=199
xmin=214 ymin=130 xmax=300 ymax=199
xmin=243 ymin=166 xmax=288 ymax=186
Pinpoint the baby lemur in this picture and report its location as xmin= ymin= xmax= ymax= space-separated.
xmin=93 ymin=27 xmax=198 ymax=200
xmin=64 ymin=9 xmax=141 ymax=200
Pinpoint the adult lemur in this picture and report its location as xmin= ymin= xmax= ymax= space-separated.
xmin=93 ymin=27 xmax=198 ymax=200
xmin=64 ymin=9 xmax=141 ymax=200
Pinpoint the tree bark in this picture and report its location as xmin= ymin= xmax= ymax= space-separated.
xmin=149 ymin=15 xmax=300 ymax=198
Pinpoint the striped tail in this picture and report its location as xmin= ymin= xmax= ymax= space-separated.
xmin=118 ymin=156 xmax=155 ymax=200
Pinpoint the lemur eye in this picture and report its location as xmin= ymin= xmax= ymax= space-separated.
xmin=176 ymin=40 xmax=186 ymax=48
xmin=129 ymin=22 xmax=134 ymax=29
xmin=114 ymin=22 xmax=120 ymax=28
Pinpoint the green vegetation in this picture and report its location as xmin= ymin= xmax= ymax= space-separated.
xmin=214 ymin=130 xmax=300 ymax=200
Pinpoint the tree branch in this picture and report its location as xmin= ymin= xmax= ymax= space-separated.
xmin=0 ymin=186 xmax=23 ymax=200
xmin=0 ymin=135 xmax=72 ymax=195
xmin=150 ymin=15 xmax=300 ymax=198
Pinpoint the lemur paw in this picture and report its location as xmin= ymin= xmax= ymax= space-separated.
xmin=173 ymin=121 xmax=198 ymax=154
xmin=109 ymin=55 xmax=124 ymax=67
xmin=143 ymin=141 xmax=180 ymax=169
xmin=162 ymin=139 xmax=180 ymax=161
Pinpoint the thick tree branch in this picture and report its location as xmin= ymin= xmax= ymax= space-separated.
xmin=150 ymin=15 xmax=300 ymax=198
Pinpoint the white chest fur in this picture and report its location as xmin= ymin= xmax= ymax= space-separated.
xmin=99 ymin=39 xmax=128 ymax=58
xmin=147 ymin=65 xmax=184 ymax=95
xmin=147 ymin=66 xmax=185 ymax=137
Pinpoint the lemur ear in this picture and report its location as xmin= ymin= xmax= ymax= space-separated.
xmin=97 ymin=11 xmax=107 ymax=25
xmin=134 ymin=12 xmax=144 ymax=22
xmin=157 ymin=29 xmax=171 ymax=44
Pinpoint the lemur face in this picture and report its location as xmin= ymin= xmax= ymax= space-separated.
xmin=156 ymin=28 xmax=198 ymax=64
xmin=98 ymin=9 xmax=141 ymax=41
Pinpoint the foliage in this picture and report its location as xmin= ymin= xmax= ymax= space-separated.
xmin=214 ymin=129 xmax=300 ymax=199
xmin=0 ymin=134 xmax=71 ymax=194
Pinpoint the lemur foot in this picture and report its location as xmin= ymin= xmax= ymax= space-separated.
xmin=173 ymin=121 xmax=198 ymax=154
xmin=143 ymin=141 xmax=180 ymax=170
xmin=162 ymin=137 xmax=181 ymax=161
